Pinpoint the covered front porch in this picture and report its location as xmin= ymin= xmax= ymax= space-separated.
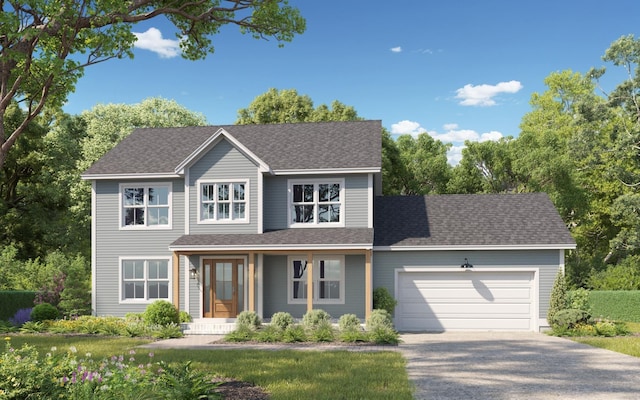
xmin=168 ymin=229 xmax=374 ymax=333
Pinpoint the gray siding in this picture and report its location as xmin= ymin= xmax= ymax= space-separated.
xmin=262 ymin=255 xmax=366 ymax=319
xmin=188 ymin=138 xmax=259 ymax=234
xmin=94 ymin=179 xmax=185 ymax=316
xmin=263 ymin=174 xmax=370 ymax=230
xmin=372 ymin=249 xmax=562 ymax=322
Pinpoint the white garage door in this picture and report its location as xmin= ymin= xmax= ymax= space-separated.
xmin=396 ymin=270 xmax=534 ymax=332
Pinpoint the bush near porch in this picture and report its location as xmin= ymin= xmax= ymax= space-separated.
xmin=225 ymin=310 xmax=400 ymax=345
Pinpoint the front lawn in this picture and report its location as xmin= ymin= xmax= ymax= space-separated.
xmin=2 ymin=335 xmax=412 ymax=400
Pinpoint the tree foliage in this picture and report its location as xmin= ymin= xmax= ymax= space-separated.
xmin=236 ymin=88 xmax=360 ymax=124
xmin=0 ymin=0 xmax=305 ymax=169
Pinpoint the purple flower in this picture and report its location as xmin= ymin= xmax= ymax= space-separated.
xmin=9 ymin=308 xmax=32 ymax=326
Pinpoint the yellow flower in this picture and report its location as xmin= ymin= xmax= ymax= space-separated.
xmin=4 ymin=337 xmax=10 ymax=341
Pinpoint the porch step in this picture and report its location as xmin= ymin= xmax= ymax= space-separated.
xmin=182 ymin=319 xmax=237 ymax=335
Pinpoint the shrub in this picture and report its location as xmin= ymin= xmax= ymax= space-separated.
xmin=567 ymin=288 xmax=591 ymax=314
xmin=366 ymin=309 xmax=393 ymax=330
xmin=302 ymin=309 xmax=331 ymax=328
xmin=308 ymin=321 xmax=335 ymax=342
xmin=225 ymin=324 xmax=256 ymax=342
xmin=143 ymin=300 xmax=179 ymax=326
xmin=9 ymin=307 xmax=32 ymax=326
xmin=270 ymin=311 xmax=294 ymax=330
xmin=339 ymin=328 xmax=368 ymax=343
xmin=338 ymin=313 xmax=361 ymax=331
xmin=19 ymin=321 xmax=48 ymax=333
xmin=549 ymin=308 xmax=590 ymax=329
xmin=547 ymin=270 xmax=568 ymax=324
xmin=236 ymin=310 xmax=262 ymax=329
xmin=368 ymin=326 xmax=400 ymax=344
xmin=255 ymin=325 xmax=282 ymax=342
xmin=373 ymin=287 xmax=398 ymax=315
xmin=594 ymin=320 xmax=618 ymax=337
xmin=0 ymin=320 xmax=17 ymax=333
xmin=150 ymin=323 xmax=183 ymax=339
xmin=125 ymin=312 xmax=144 ymax=322
xmin=30 ymin=302 xmax=59 ymax=322
xmin=282 ymin=324 xmax=307 ymax=343
xmin=179 ymin=311 xmax=193 ymax=323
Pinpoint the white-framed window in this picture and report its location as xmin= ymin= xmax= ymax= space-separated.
xmin=287 ymin=255 xmax=345 ymax=304
xmin=120 ymin=258 xmax=171 ymax=302
xmin=288 ymin=179 xmax=344 ymax=227
xmin=120 ymin=183 xmax=171 ymax=229
xmin=198 ymin=180 xmax=249 ymax=223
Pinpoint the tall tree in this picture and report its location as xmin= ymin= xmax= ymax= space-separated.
xmin=0 ymin=1 xmax=305 ymax=170
xmin=392 ymin=133 xmax=451 ymax=195
xmin=236 ymin=88 xmax=360 ymax=124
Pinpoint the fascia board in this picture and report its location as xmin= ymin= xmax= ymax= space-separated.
xmin=374 ymin=244 xmax=577 ymax=251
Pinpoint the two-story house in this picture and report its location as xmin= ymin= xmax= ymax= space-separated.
xmin=82 ymin=120 xmax=576 ymax=332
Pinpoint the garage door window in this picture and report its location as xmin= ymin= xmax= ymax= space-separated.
xmin=288 ymin=256 xmax=344 ymax=304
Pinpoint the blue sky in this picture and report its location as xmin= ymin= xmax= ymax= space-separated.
xmin=64 ymin=0 xmax=640 ymax=164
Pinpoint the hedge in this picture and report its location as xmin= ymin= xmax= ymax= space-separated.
xmin=0 ymin=291 xmax=36 ymax=321
xmin=587 ymin=291 xmax=640 ymax=322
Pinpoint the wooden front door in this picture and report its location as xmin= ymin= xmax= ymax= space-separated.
xmin=203 ymin=259 xmax=242 ymax=318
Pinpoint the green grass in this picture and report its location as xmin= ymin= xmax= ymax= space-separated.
xmin=571 ymin=321 xmax=640 ymax=358
xmin=2 ymin=334 xmax=412 ymax=400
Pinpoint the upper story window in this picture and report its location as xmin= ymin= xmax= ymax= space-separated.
xmin=198 ymin=181 xmax=249 ymax=223
xmin=120 ymin=184 xmax=171 ymax=229
xmin=288 ymin=179 xmax=344 ymax=227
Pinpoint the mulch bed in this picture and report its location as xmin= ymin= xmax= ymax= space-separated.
xmin=213 ymin=378 xmax=269 ymax=399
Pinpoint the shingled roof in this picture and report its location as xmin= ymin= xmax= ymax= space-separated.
xmin=374 ymin=193 xmax=576 ymax=248
xmin=170 ymin=228 xmax=374 ymax=250
xmin=82 ymin=120 xmax=382 ymax=176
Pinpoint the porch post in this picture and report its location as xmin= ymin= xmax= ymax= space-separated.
xmin=172 ymin=252 xmax=180 ymax=310
xmin=307 ymin=252 xmax=313 ymax=313
xmin=365 ymin=249 xmax=372 ymax=320
xmin=248 ymin=252 xmax=255 ymax=312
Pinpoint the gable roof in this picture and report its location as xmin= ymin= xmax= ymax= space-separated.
xmin=374 ymin=193 xmax=576 ymax=249
xmin=82 ymin=120 xmax=382 ymax=178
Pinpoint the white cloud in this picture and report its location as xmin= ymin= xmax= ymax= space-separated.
xmin=455 ymin=80 xmax=523 ymax=106
xmin=390 ymin=46 xmax=402 ymax=53
xmin=133 ymin=27 xmax=181 ymax=58
xmin=448 ymin=145 xmax=466 ymax=165
xmin=391 ymin=120 xmax=426 ymax=136
xmin=390 ymin=120 xmax=504 ymax=165
xmin=479 ymin=131 xmax=503 ymax=142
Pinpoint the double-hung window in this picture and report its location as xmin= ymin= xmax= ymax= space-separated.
xmin=121 ymin=258 xmax=171 ymax=302
xmin=199 ymin=181 xmax=248 ymax=223
xmin=288 ymin=179 xmax=344 ymax=227
xmin=120 ymin=184 xmax=171 ymax=228
xmin=288 ymin=256 xmax=345 ymax=304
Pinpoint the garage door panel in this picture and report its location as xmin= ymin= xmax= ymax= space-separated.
xmin=396 ymin=271 xmax=534 ymax=332
xmin=400 ymin=317 xmax=532 ymax=331
xmin=403 ymin=288 xmax=532 ymax=302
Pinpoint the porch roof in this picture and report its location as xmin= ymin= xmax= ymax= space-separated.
xmin=169 ymin=228 xmax=374 ymax=251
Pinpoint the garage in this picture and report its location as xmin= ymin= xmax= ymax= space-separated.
xmin=395 ymin=270 xmax=536 ymax=332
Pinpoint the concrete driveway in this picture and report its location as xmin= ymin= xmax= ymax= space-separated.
xmin=400 ymin=332 xmax=640 ymax=400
